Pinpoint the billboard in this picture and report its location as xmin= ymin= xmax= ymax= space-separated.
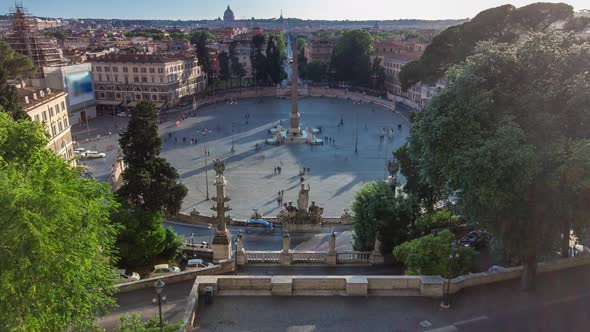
xmin=65 ymin=71 xmax=94 ymax=106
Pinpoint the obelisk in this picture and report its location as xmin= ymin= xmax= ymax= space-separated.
xmin=289 ymin=38 xmax=301 ymax=135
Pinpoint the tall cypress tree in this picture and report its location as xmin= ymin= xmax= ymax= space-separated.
xmin=118 ymin=100 xmax=187 ymax=216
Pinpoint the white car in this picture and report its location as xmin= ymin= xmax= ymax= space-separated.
xmin=74 ymin=147 xmax=87 ymax=155
xmin=116 ymin=112 xmax=129 ymax=117
xmin=150 ymin=264 xmax=181 ymax=278
xmin=186 ymin=259 xmax=215 ymax=270
xmin=114 ymin=269 xmax=141 ymax=284
xmin=84 ymin=151 xmax=106 ymax=158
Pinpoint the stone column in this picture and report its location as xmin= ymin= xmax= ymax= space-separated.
xmin=327 ymin=232 xmax=337 ymax=265
xmin=371 ymin=233 xmax=385 ymax=265
xmin=236 ymin=233 xmax=246 ymax=265
xmin=289 ymin=39 xmax=300 ymax=134
xmin=211 ymin=159 xmax=232 ymax=263
xmin=280 ymin=233 xmax=291 ymax=266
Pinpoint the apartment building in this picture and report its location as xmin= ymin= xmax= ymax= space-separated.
xmin=91 ymin=53 xmax=206 ymax=110
xmin=17 ymin=87 xmax=76 ymax=166
xmin=305 ymin=34 xmax=337 ymax=64
xmin=382 ymin=53 xmax=443 ymax=111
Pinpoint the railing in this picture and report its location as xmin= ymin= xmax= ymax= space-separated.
xmin=337 ymin=251 xmax=371 ymax=264
xmin=291 ymin=251 xmax=327 ymax=264
xmin=321 ymin=217 xmax=342 ymax=224
xmin=246 ymin=251 xmax=281 ymax=263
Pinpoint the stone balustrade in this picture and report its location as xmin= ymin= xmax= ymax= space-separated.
xmin=244 ymin=250 xmax=281 ymax=263
xmin=336 ymin=251 xmax=371 ymax=264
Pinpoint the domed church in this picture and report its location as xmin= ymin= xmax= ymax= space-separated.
xmin=223 ymin=5 xmax=235 ymax=22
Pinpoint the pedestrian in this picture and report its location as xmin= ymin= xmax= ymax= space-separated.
xmin=307 ymin=167 xmax=310 ymax=173
xmin=333 ymin=138 xmax=335 ymax=144
xmin=277 ymin=197 xmax=282 ymax=207
xmin=278 ymin=191 xmax=281 ymax=197
xmin=174 ymin=136 xmax=177 ymax=143
xmin=300 ymin=176 xmax=304 ymax=183
xmin=278 ymin=166 xmax=282 ymax=174
xmin=281 ymin=189 xmax=284 ymax=197
xmin=274 ymin=166 xmax=277 ymax=174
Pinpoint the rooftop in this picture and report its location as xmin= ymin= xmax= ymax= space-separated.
xmin=17 ymin=86 xmax=65 ymax=111
xmin=92 ymin=53 xmax=196 ymax=64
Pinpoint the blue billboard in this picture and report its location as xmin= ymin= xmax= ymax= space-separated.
xmin=65 ymin=71 xmax=94 ymax=106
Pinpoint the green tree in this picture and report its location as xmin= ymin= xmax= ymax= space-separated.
xmin=218 ymin=51 xmax=231 ymax=81
xmin=266 ymin=35 xmax=286 ymax=84
xmin=376 ymin=194 xmax=419 ymax=254
xmin=0 ymin=42 xmax=35 ymax=120
xmin=352 ymin=181 xmax=395 ymax=251
xmin=407 ymin=32 xmax=590 ymax=290
xmin=190 ymin=31 xmax=214 ymax=82
xmin=251 ymin=34 xmax=268 ymax=84
xmin=0 ymin=112 xmax=119 ymax=331
xmin=399 ymin=3 xmax=575 ymax=90
xmin=229 ymin=41 xmax=246 ymax=80
xmin=368 ymin=57 xmax=386 ymax=91
xmin=303 ymin=62 xmax=328 ymax=82
xmin=118 ymin=100 xmax=187 ymax=216
xmin=393 ymin=230 xmax=477 ymax=277
xmin=332 ymin=29 xmax=373 ymax=86
xmin=393 ymin=144 xmax=440 ymax=210
xmin=269 ymin=32 xmax=287 ymax=61
xmin=113 ymin=312 xmax=182 ymax=332
xmin=113 ymin=205 xmax=181 ymax=268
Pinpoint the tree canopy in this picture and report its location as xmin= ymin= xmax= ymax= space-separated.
xmin=351 ymin=181 xmax=395 ymax=251
xmin=0 ymin=112 xmax=119 ymax=331
xmin=332 ymin=29 xmax=374 ymax=86
xmin=399 ymin=2 xmax=576 ymax=90
xmin=407 ymin=32 xmax=590 ymax=289
xmin=0 ymin=42 xmax=35 ymax=120
xmin=118 ymin=100 xmax=187 ymax=216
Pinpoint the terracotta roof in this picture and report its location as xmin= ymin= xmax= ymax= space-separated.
xmin=92 ymin=53 xmax=196 ymax=64
xmin=17 ymin=87 xmax=65 ymax=111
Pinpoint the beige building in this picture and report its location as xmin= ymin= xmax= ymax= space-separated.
xmin=91 ymin=53 xmax=206 ymax=110
xmin=382 ymin=54 xmax=444 ymax=111
xmin=305 ymin=34 xmax=337 ymax=64
xmin=17 ymin=87 xmax=76 ymax=165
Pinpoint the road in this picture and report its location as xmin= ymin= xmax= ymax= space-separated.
xmin=165 ymin=220 xmax=353 ymax=251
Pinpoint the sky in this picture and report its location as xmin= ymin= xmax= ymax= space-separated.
xmin=1 ymin=0 xmax=587 ymax=21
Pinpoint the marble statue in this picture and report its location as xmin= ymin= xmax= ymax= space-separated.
xmin=297 ymin=183 xmax=310 ymax=211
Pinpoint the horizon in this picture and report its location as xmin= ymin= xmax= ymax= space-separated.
xmin=2 ymin=0 xmax=587 ymax=21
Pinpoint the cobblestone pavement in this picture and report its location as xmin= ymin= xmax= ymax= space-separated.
xmin=76 ymin=96 xmax=410 ymax=219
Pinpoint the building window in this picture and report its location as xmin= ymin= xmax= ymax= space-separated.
xmin=51 ymin=125 xmax=56 ymax=137
xmin=98 ymin=75 xmax=102 ymax=81
xmin=96 ymin=66 xmax=102 ymax=72
xmin=55 ymin=103 xmax=60 ymax=113
xmin=123 ymin=67 xmax=128 ymax=73
xmin=149 ymin=68 xmax=155 ymax=73
xmin=34 ymin=114 xmax=40 ymax=122
xmin=160 ymin=77 xmax=164 ymax=83
xmin=58 ymin=121 xmax=63 ymax=132
xmin=135 ymin=94 xmax=141 ymax=100
xmin=105 ymin=66 xmax=110 ymax=72
xmin=61 ymin=101 xmax=65 ymax=110
xmin=106 ymin=75 xmax=110 ymax=82
xmin=114 ymin=76 xmax=118 ymax=82
xmin=49 ymin=107 xmax=54 ymax=117
xmin=42 ymin=111 xmax=47 ymax=121
xmin=116 ymin=93 xmax=121 ymax=99
xmin=133 ymin=67 xmax=138 ymax=73
xmin=151 ymin=77 xmax=154 ymax=83
xmin=141 ymin=67 xmax=147 ymax=73
xmin=152 ymin=94 xmax=157 ymax=100
xmin=141 ymin=77 xmax=147 ymax=83
xmin=134 ymin=77 xmax=139 ymax=83
xmin=64 ymin=118 xmax=68 ymax=128
xmin=157 ymin=68 xmax=164 ymax=73
xmin=113 ymin=66 xmax=118 ymax=72
xmin=125 ymin=77 xmax=129 ymax=84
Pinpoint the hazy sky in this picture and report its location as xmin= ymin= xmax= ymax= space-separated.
xmin=1 ymin=0 xmax=587 ymax=20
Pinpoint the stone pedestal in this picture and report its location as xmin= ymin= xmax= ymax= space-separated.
xmin=212 ymin=229 xmax=232 ymax=263
xmin=236 ymin=233 xmax=247 ymax=265
xmin=280 ymin=233 xmax=291 ymax=266
xmin=371 ymin=234 xmax=384 ymax=265
xmin=327 ymin=232 xmax=337 ymax=265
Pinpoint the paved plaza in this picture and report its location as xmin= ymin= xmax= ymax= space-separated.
xmin=77 ymin=96 xmax=410 ymax=219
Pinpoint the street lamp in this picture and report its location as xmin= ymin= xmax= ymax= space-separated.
xmin=190 ymin=232 xmax=194 ymax=246
xmin=441 ymin=243 xmax=460 ymax=309
xmin=233 ymin=234 xmax=241 ymax=276
xmin=231 ymin=121 xmax=236 ymax=153
xmin=208 ymin=223 xmax=212 ymax=246
xmin=202 ymin=129 xmax=210 ymax=200
xmin=152 ymin=279 xmax=167 ymax=332
xmin=354 ymin=113 xmax=359 ymax=153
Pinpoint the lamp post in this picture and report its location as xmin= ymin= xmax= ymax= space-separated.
xmin=202 ymin=129 xmax=209 ymax=200
xmin=208 ymin=223 xmax=212 ymax=247
xmin=354 ymin=112 xmax=359 ymax=153
xmin=231 ymin=121 xmax=235 ymax=153
xmin=190 ymin=232 xmax=194 ymax=246
xmin=233 ymin=235 xmax=239 ymax=275
xmin=152 ymin=279 xmax=167 ymax=332
xmin=441 ymin=243 xmax=460 ymax=309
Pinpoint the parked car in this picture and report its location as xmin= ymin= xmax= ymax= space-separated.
xmin=84 ymin=151 xmax=106 ymax=158
xmin=114 ymin=269 xmax=140 ymax=284
xmin=186 ymin=259 xmax=215 ymax=270
xmin=116 ymin=112 xmax=129 ymax=117
xmin=150 ymin=264 xmax=181 ymax=278
xmin=460 ymin=230 xmax=491 ymax=249
xmin=245 ymin=219 xmax=273 ymax=228
xmin=74 ymin=147 xmax=87 ymax=155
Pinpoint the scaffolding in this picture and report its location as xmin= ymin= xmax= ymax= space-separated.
xmin=4 ymin=4 xmax=64 ymax=75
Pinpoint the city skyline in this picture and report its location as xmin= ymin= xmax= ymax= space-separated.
xmin=3 ymin=0 xmax=588 ymax=21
